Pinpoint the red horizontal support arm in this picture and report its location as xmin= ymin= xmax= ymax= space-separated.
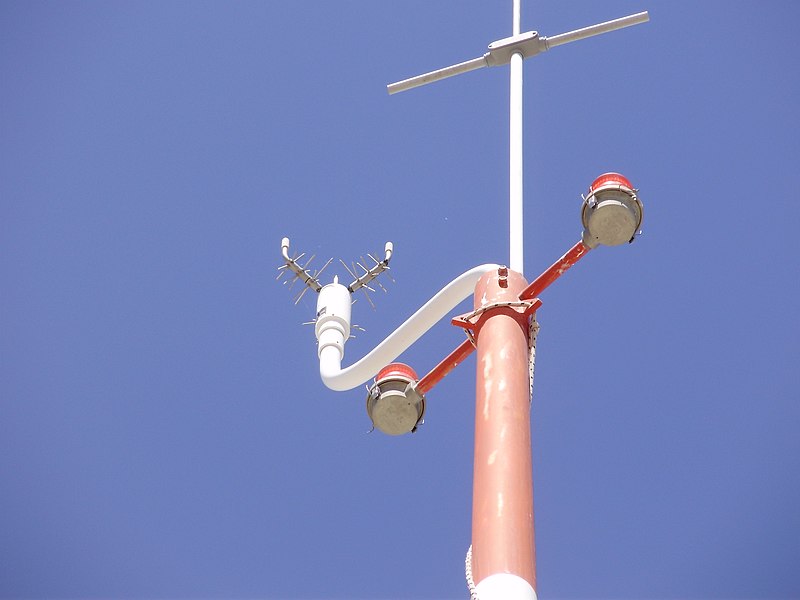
xmin=417 ymin=241 xmax=590 ymax=396
xmin=417 ymin=338 xmax=475 ymax=395
xmin=519 ymin=240 xmax=591 ymax=300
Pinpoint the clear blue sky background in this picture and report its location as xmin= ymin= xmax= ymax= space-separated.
xmin=2 ymin=1 xmax=799 ymax=598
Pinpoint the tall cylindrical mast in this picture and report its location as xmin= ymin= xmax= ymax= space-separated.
xmin=471 ymin=268 xmax=536 ymax=600
xmin=469 ymin=3 xmax=536 ymax=597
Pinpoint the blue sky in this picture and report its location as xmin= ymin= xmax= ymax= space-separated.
xmin=2 ymin=1 xmax=799 ymax=598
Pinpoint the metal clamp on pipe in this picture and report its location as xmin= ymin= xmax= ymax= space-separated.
xmin=485 ymin=31 xmax=546 ymax=66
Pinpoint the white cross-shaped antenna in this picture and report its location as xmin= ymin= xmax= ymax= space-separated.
xmin=387 ymin=4 xmax=649 ymax=274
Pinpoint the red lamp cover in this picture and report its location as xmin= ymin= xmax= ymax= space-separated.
xmin=376 ymin=362 xmax=418 ymax=383
xmin=590 ymin=172 xmax=633 ymax=192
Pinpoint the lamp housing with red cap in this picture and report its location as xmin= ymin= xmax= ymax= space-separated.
xmin=581 ymin=172 xmax=643 ymax=248
xmin=366 ymin=363 xmax=425 ymax=435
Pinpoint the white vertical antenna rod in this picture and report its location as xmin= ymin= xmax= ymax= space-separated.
xmin=509 ymin=0 xmax=524 ymax=273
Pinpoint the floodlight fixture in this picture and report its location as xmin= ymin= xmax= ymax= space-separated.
xmin=581 ymin=173 xmax=644 ymax=248
xmin=366 ymin=363 xmax=425 ymax=435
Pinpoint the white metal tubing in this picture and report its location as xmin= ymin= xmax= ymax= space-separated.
xmin=387 ymin=56 xmax=488 ymax=95
xmin=315 ymin=279 xmax=352 ymax=360
xmin=318 ymin=264 xmax=502 ymax=391
xmin=508 ymin=0 xmax=524 ymax=274
xmin=509 ymin=50 xmax=524 ymax=274
xmin=545 ymin=11 xmax=649 ymax=48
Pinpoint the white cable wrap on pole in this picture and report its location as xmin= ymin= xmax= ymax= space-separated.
xmin=528 ymin=318 xmax=539 ymax=400
xmin=319 ymin=264 xmax=501 ymax=391
xmin=465 ymin=545 xmax=479 ymax=600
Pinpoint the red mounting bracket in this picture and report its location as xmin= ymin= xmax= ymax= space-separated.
xmin=451 ymin=298 xmax=543 ymax=341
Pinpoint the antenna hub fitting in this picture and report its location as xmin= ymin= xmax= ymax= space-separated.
xmin=485 ymin=31 xmax=545 ymax=66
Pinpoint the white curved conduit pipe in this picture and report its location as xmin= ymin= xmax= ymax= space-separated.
xmin=316 ymin=264 xmax=502 ymax=391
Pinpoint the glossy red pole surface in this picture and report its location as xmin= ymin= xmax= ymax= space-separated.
xmin=471 ymin=268 xmax=536 ymax=591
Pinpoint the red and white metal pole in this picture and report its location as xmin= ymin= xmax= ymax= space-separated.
xmin=470 ymin=3 xmax=537 ymax=596
xmin=470 ymin=268 xmax=536 ymax=600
